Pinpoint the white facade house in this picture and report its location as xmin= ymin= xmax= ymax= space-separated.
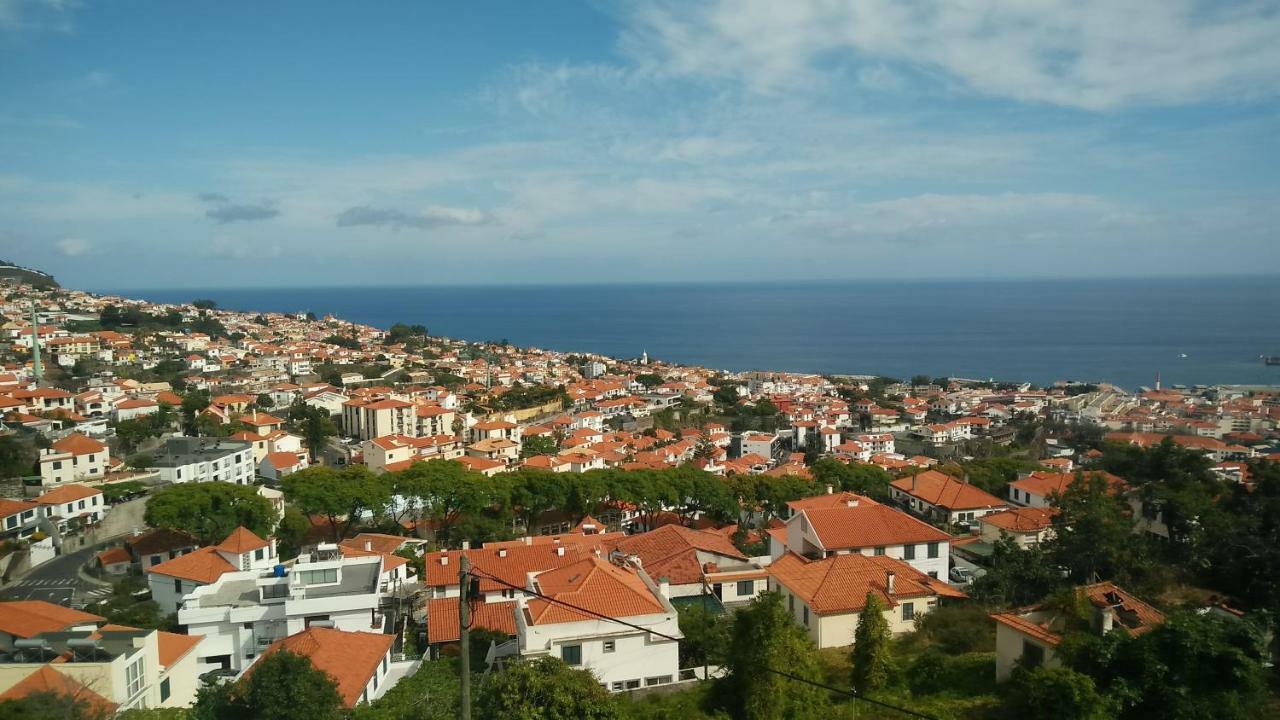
xmin=37 ymin=433 xmax=109 ymax=486
xmin=146 ymin=527 xmax=279 ymax=615
xmin=176 ymin=544 xmax=412 ymax=674
xmin=152 ymin=437 xmax=255 ymax=485
xmin=512 ymin=556 xmax=682 ymax=692
xmin=776 ymin=499 xmax=951 ymax=581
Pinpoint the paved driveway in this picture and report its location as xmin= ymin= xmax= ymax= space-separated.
xmin=0 ymin=543 xmax=113 ymax=607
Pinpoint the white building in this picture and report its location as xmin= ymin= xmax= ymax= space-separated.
xmin=147 ymin=527 xmax=279 ymax=615
xmin=774 ymin=498 xmax=951 ymax=581
xmin=37 ymin=433 xmax=109 ymax=486
xmin=176 ymin=542 xmax=411 ymax=674
xmin=511 ymin=556 xmax=682 ymax=692
xmin=246 ymin=627 xmax=396 ymax=707
xmin=152 ymin=437 xmax=255 ymax=485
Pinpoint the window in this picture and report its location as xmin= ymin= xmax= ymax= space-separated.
xmin=874 ymin=546 xmax=886 ymax=556
xmin=902 ymin=602 xmax=915 ymax=621
xmin=788 ymin=594 xmax=794 ymax=612
xmin=126 ymin=657 xmax=145 ymax=698
xmin=611 ymin=681 xmax=624 ymax=691
xmin=646 ymin=676 xmax=672 ymax=686
xmin=53 ymin=460 xmax=62 ymax=470
xmin=927 ymin=542 xmax=939 ymax=559
xmin=561 ymin=644 xmax=582 ymax=666
xmin=160 ymin=677 xmax=171 ymax=702
xmin=626 ymin=679 xmax=641 ymax=690
xmin=304 ymin=615 xmax=331 ymax=628
xmin=736 ymin=579 xmax=755 ymax=597
xmin=602 ymin=640 xmax=616 ymax=653
xmin=802 ymin=606 xmax=809 ymax=626
xmin=1022 ymin=640 xmax=1045 ymax=669
xmin=299 ymin=568 xmax=338 ymax=584
xmin=903 ymin=544 xmax=916 ymax=560
xmin=254 ymin=548 xmax=265 ymax=561
xmin=174 ymin=578 xmax=182 ymax=593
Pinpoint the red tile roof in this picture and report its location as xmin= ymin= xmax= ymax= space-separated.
xmin=768 ymin=552 xmax=938 ymax=614
xmin=422 ymin=543 xmax=603 ymax=592
xmin=50 ymin=433 xmax=106 ymax=456
xmin=0 ymin=601 xmax=103 ymax=638
xmin=1009 ymin=470 xmax=1127 ymax=499
xmin=36 ymin=484 xmax=103 ymax=505
xmin=526 ymin=556 xmax=666 ymax=625
xmin=980 ymin=506 xmax=1056 ymax=534
xmin=215 ymin=526 xmax=270 ymax=554
xmin=609 ymin=525 xmax=746 ymax=586
xmin=425 ymin=598 xmax=517 ymax=644
xmin=146 ymin=546 xmax=236 ymax=584
xmin=256 ymin=627 xmax=393 ymax=707
xmin=0 ymin=666 xmax=116 ymax=712
xmin=890 ymin=470 xmax=1007 ymax=510
xmin=801 ymin=504 xmax=951 ymax=550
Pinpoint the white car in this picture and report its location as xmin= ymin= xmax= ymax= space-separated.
xmin=949 ymin=566 xmax=973 ymax=583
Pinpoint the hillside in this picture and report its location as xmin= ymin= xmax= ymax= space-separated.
xmin=0 ymin=260 xmax=58 ymax=288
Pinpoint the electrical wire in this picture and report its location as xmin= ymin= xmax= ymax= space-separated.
xmin=463 ymin=567 xmax=942 ymax=720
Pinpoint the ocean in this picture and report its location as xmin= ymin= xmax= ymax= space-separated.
xmin=109 ymin=277 xmax=1280 ymax=391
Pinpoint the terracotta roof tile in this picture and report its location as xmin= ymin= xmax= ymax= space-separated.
xmin=146 ymin=546 xmax=236 ymax=584
xmin=890 ymin=470 xmax=1007 ymax=510
xmin=425 ymin=598 xmax=517 ymax=644
xmin=526 ymin=556 xmax=666 ymax=625
xmin=801 ymin=505 xmax=951 ymax=550
xmin=768 ymin=552 xmax=939 ymax=614
xmin=609 ymin=525 xmax=746 ymax=586
xmin=0 ymin=666 xmax=116 ymax=712
xmin=215 ymin=526 xmax=270 ymax=554
xmin=0 ymin=601 xmax=103 ymax=638
xmin=256 ymin=627 xmax=393 ymax=707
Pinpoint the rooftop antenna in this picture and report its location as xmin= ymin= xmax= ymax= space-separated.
xmin=30 ymin=301 xmax=43 ymax=385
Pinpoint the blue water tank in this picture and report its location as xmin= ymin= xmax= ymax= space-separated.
xmin=273 ymin=564 xmax=287 ymax=577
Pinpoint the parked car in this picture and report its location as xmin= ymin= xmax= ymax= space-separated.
xmin=949 ymin=566 xmax=973 ymax=583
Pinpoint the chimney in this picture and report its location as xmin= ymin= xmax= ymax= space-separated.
xmin=658 ymin=576 xmax=670 ymax=599
xmin=911 ymin=469 xmax=918 ymax=492
xmin=440 ymin=555 xmax=449 ymax=566
xmin=498 ymin=548 xmax=508 ymax=558
xmin=524 ymin=536 xmax=532 ymax=546
xmin=1094 ymin=605 xmax=1115 ymax=635
xmin=885 ymin=570 xmax=896 ymax=596
xmin=556 ymin=546 xmax=565 ymax=557
xmin=825 ymin=484 xmax=833 ymax=495
xmin=461 ymin=540 xmax=470 ymax=550
xmin=363 ymin=541 xmax=372 ymax=551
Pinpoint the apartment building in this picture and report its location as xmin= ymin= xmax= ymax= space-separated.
xmin=152 ymin=437 xmax=255 ymax=485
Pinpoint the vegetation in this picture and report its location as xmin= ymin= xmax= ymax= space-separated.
xmin=144 ymin=482 xmax=279 ymax=545
xmin=477 ymin=657 xmax=619 ymax=720
xmin=851 ymin=592 xmax=893 ymax=692
xmin=351 ymin=658 xmax=458 ymax=720
xmin=193 ymin=650 xmax=344 ymax=720
xmin=281 ymin=465 xmax=390 ymax=542
xmin=286 ymin=401 xmax=338 ymax=461
xmin=721 ymin=592 xmax=830 ymax=720
xmin=85 ymin=577 xmax=175 ymax=631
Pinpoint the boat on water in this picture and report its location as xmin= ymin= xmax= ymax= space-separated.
xmin=1263 ymin=355 xmax=1280 ymax=366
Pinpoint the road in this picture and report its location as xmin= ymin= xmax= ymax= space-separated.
xmin=0 ymin=497 xmax=148 ymax=608
xmin=0 ymin=542 xmax=113 ymax=607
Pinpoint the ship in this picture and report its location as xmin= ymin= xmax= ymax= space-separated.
xmin=1264 ymin=355 xmax=1280 ymax=366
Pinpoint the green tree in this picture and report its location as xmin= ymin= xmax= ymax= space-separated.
xmin=850 ymin=591 xmax=894 ymax=692
xmin=113 ymin=418 xmax=158 ymax=455
xmin=970 ymin=536 xmax=1065 ymax=606
xmin=519 ymin=434 xmax=558 ymax=459
xmin=722 ymin=592 xmax=830 ymax=720
xmin=192 ymin=298 xmax=218 ymax=310
xmin=275 ymin=506 xmax=312 ymax=560
xmin=677 ymin=602 xmax=731 ymax=668
xmin=180 ymin=390 xmax=211 ymax=435
xmin=289 ymin=403 xmax=337 ymax=461
xmin=477 ymin=657 xmax=619 ymax=720
xmin=281 ymin=465 xmax=390 ymax=542
xmin=0 ymin=433 xmax=38 ymax=478
xmin=809 ymin=458 xmax=892 ymax=500
xmin=0 ymin=691 xmax=112 ymax=720
xmin=351 ymin=658 xmax=458 ymax=720
xmin=145 ymin=482 xmax=278 ymax=545
xmin=1001 ymin=666 xmax=1112 ymax=720
xmin=195 ymin=650 xmax=343 ymax=720
xmin=634 ymin=373 xmax=663 ymax=388
xmin=86 ymin=578 xmax=174 ymax=631
xmin=1048 ymin=472 xmax=1136 ymax=584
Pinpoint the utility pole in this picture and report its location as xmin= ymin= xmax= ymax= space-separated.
xmin=459 ymin=553 xmax=471 ymax=720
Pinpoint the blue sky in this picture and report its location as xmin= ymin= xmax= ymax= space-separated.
xmin=2 ymin=0 xmax=1278 ymax=288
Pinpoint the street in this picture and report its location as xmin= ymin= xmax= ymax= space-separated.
xmin=0 ymin=543 xmax=113 ymax=607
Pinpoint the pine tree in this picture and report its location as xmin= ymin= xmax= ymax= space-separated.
xmin=851 ymin=591 xmax=894 ymax=692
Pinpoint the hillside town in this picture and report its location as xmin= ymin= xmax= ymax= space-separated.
xmin=1 ymin=278 xmax=1278 ymax=720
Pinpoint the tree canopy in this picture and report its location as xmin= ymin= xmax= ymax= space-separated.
xmin=477 ymin=657 xmax=619 ymax=720
xmin=194 ymin=650 xmax=344 ymax=720
xmin=144 ymin=482 xmax=277 ymax=545
xmin=281 ymin=465 xmax=389 ymax=543
xmin=722 ymin=592 xmax=830 ymax=720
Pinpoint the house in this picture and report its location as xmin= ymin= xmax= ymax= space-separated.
xmin=0 ymin=602 xmax=204 ymax=710
xmin=258 ymin=451 xmax=309 ymax=480
xmin=127 ymin=528 xmax=200 ymax=571
xmin=96 ymin=546 xmax=133 ymax=575
xmin=889 ymin=469 xmax=1008 ymax=526
xmin=609 ymin=524 xmax=765 ymax=605
xmin=37 ymin=433 xmax=108 ymax=485
xmin=34 ymin=483 xmax=106 ymax=531
xmin=113 ymin=397 xmax=159 ymax=422
xmin=0 ymin=499 xmax=41 ymax=541
xmin=248 ymin=627 xmax=395 ymax=707
xmin=152 ymin=436 xmax=255 ymax=485
xmin=146 ymin=527 xmax=278 ymax=614
xmin=768 ymin=552 xmax=962 ymax=649
xmin=978 ymin=507 xmax=1056 ymax=548
xmin=1007 ymin=471 xmax=1127 ymax=508
xmin=512 ymin=555 xmax=682 ymax=692
xmin=992 ymin=582 xmax=1164 ymax=681
xmin=776 ymin=500 xmax=952 ymax=580
xmin=421 ymin=542 xmax=606 ymax=602
xmin=179 ymin=545 xmax=409 ymax=675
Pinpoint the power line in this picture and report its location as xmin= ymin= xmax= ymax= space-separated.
xmin=464 ymin=567 xmax=942 ymax=720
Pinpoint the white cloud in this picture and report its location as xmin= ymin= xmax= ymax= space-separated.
xmin=55 ymin=237 xmax=89 ymax=256
xmin=620 ymin=0 xmax=1280 ymax=109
